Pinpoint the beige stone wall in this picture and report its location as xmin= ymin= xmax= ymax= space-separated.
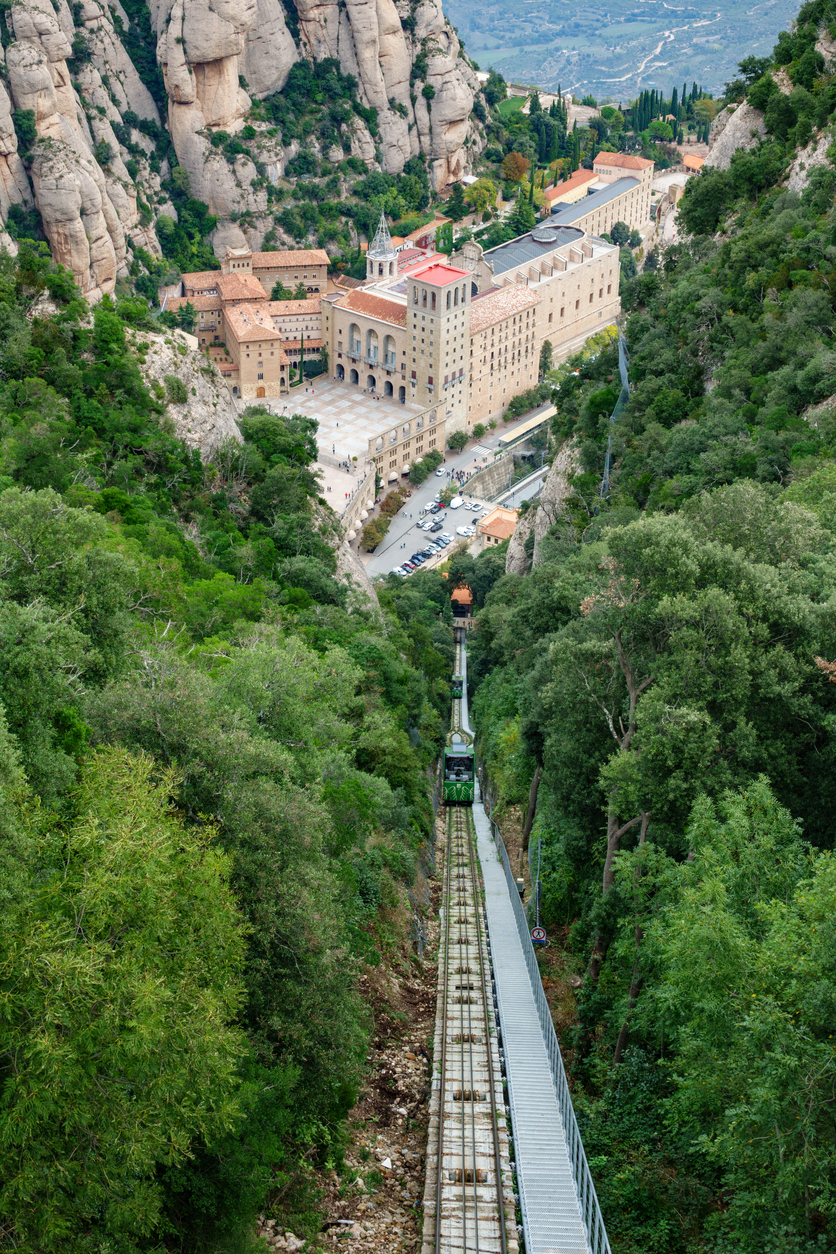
xmin=467 ymin=304 xmax=538 ymax=426
xmin=533 ymin=251 xmax=620 ymax=353
xmin=254 ymin=262 xmax=327 ymax=293
xmin=371 ymin=408 xmax=446 ymax=478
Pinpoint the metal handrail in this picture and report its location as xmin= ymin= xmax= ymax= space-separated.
xmin=483 ymin=793 xmax=612 ymax=1254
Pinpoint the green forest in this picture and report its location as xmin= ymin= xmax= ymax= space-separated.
xmin=454 ymin=2 xmax=836 ymax=1250
xmin=5 ymin=0 xmax=836 ymax=1246
xmin=0 ymin=244 xmax=458 ymax=1250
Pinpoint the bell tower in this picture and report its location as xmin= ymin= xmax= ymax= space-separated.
xmin=367 ymin=212 xmax=398 ymax=281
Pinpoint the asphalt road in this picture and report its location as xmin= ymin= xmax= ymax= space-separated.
xmin=364 ymin=405 xmax=554 ymax=578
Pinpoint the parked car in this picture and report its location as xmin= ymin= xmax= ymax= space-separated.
xmin=440 ymin=532 xmax=453 ymax=542
xmin=436 ymin=536 xmax=450 ymax=546
xmin=429 ymin=503 xmax=442 ymax=514
xmin=401 ymin=561 xmax=415 ymax=571
xmin=456 ymin=525 xmax=475 ymax=537
xmin=449 ymin=496 xmax=463 ymax=508
xmin=430 ymin=520 xmax=443 ymax=532
xmin=411 ymin=553 xmax=425 ymax=564
xmin=435 ymin=467 xmax=446 ymax=477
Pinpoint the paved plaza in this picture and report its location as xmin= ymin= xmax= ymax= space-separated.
xmin=279 ymin=376 xmax=425 ymax=465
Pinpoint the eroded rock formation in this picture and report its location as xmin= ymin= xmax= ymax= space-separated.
xmin=0 ymin=0 xmax=484 ymax=294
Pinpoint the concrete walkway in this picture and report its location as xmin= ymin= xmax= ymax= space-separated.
xmin=473 ymin=791 xmax=592 ymax=1254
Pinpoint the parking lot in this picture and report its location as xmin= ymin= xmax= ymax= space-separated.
xmin=384 ymin=483 xmax=491 ymax=577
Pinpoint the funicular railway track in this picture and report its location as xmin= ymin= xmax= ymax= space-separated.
xmin=422 ymin=632 xmax=517 ymax=1254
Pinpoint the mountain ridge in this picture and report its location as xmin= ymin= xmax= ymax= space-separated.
xmin=0 ymin=0 xmax=485 ymax=296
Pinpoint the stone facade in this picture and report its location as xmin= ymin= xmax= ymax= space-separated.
xmin=321 ymin=216 xmax=621 ymax=434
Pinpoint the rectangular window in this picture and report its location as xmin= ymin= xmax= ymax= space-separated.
xmin=548 ymin=312 xmax=553 ymax=323
xmin=607 ymin=284 xmax=612 ymax=294
xmin=575 ymin=300 xmax=579 ymax=310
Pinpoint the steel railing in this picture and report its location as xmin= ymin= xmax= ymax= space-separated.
xmin=482 ymin=790 xmax=612 ymax=1254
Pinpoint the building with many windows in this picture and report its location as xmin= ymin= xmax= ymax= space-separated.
xmin=321 ymin=213 xmax=621 ymax=437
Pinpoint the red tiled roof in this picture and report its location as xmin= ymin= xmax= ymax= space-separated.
xmin=593 ymin=152 xmax=654 ymax=171
xmin=412 ymin=262 xmax=470 ymax=285
xmin=217 ymin=273 xmax=267 ymax=302
xmin=481 ymin=517 xmax=516 ymax=539
xmin=165 ymin=294 xmax=221 ymax=312
xmin=224 ymin=303 xmax=283 ymax=342
xmin=469 ymin=284 xmax=540 ymax=334
xmin=280 ymin=338 xmax=324 ymax=350
xmin=683 ymin=154 xmax=705 ymax=170
xmin=543 ymin=169 xmax=596 ymax=201
xmin=252 ymin=249 xmax=329 ymax=268
xmin=336 ymin=289 xmax=408 ymax=327
xmin=182 ymin=269 xmax=221 ymax=291
xmin=266 ymin=298 xmax=321 ymax=316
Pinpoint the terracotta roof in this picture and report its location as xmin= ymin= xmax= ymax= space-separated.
xmin=335 ymin=274 xmax=364 ymax=289
xmin=182 ymin=269 xmax=221 ymax=291
xmin=469 ymin=284 xmax=540 ymax=334
xmin=335 ymin=288 xmax=408 ymax=327
xmin=217 ymin=272 xmax=268 ymax=302
xmin=480 ymin=517 xmax=516 ymax=539
xmin=266 ymin=298 xmax=321 ymax=316
xmin=683 ymin=154 xmax=705 ymax=170
xmin=450 ymin=586 xmax=473 ymax=604
xmin=391 ymin=236 xmax=406 ymax=247
xmin=280 ymin=339 xmax=324 ymax=350
xmin=252 ymin=249 xmax=330 ymax=268
xmin=165 ymin=294 xmax=221 ymax=312
xmin=397 ymin=247 xmax=425 ymax=265
xmin=224 ymin=303 xmax=283 ymax=342
xmin=544 ymin=169 xmax=596 ymax=201
xmin=593 ymin=152 xmax=654 ymax=171
xmin=412 ymin=262 xmax=470 ymax=285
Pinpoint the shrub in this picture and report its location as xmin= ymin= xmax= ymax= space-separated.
xmin=164 ymin=375 xmax=188 ymax=403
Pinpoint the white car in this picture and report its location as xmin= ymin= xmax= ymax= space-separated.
xmin=435 ymin=468 xmax=446 ymax=477
xmin=456 ymin=525 xmax=474 ymax=537
xmin=449 ymin=496 xmax=463 ymax=509
xmin=440 ymin=533 xmax=453 ymax=542
xmin=420 ymin=519 xmax=435 ymax=531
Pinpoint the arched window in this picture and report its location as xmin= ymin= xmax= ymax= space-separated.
xmin=383 ymin=334 xmax=396 ymax=368
xmin=422 ymin=289 xmax=427 ymax=308
xmin=431 ymin=291 xmax=436 ymax=310
xmin=348 ymin=323 xmax=361 ymax=355
xmin=413 ymin=287 xmax=418 ymax=305
xmin=454 ymin=288 xmax=459 ymax=307
xmin=447 ymin=291 xmax=451 ymax=310
xmin=366 ymin=328 xmax=379 ymax=362
xmin=461 ymin=285 xmax=466 ymax=302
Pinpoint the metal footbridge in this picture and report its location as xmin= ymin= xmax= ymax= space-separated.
xmin=424 ymin=633 xmax=611 ymax=1254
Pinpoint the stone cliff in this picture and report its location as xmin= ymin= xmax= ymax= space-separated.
xmin=0 ymin=0 xmax=485 ymax=296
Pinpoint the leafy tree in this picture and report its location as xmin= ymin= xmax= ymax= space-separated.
xmin=610 ymin=220 xmax=631 ymax=246
xmin=447 ymin=182 xmax=467 ymax=221
xmin=447 ymin=429 xmax=469 ymax=450
xmin=502 ymin=151 xmax=531 ymax=182
xmin=0 ymin=748 xmax=247 ymax=1248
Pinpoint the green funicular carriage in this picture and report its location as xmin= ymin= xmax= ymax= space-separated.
xmin=451 ymin=672 xmax=463 ymax=698
xmin=443 ymin=731 xmax=474 ymax=806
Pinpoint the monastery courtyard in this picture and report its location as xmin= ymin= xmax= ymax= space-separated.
xmin=274 ymin=376 xmax=427 ymax=465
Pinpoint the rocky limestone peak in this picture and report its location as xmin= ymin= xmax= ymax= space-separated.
xmin=0 ymin=0 xmax=484 ymax=298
